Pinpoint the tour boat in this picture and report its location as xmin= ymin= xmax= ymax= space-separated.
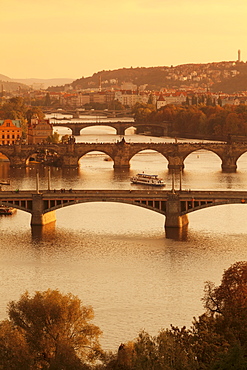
xmin=130 ymin=173 xmax=165 ymax=187
xmin=0 ymin=206 xmax=17 ymax=215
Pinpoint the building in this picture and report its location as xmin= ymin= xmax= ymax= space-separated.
xmin=0 ymin=119 xmax=22 ymax=145
xmin=156 ymin=94 xmax=167 ymax=109
xmin=28 ymin=116 xmax=53 ymax=144
xmin=114 ymin=90 xmax=149 ymax=107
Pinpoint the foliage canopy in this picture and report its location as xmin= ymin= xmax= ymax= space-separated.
xmin=0 ymin=289 xmax=102 ymax=369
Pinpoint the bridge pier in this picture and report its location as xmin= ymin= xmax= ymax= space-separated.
xmin=31 ymin=194 xmax=56 ymax=226
xmin=116 ymin=126 xmax=125 ymax=136
xmin=62 ymin=154 xmax=79 ymax=167
xmin=113 ymin=147 xmax=130 ymax=168
xmin=221 ymin=162 xmax=237 ymax=172
xmin=221 ymin=150 xmax=238 ymax=172
xmin=165 ymin=193 xmax=189 ymax=228
xmin=72 ymin=126 xmax=81 ymax=136
xmin=167 ymin=156 xmax=184 ymax=170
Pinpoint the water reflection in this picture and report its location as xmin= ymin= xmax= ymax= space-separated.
xmin=31 ymin=222 xmax=56 ymax=242
xmin=165 ymin=225 xmax=188 ymax=241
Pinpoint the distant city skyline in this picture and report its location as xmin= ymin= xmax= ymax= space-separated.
xmin=1 ymin=0 xmax=246 ymax=79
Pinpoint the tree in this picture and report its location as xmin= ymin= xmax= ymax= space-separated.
xmin=0 ymin=320 xmax=33 ymax=370
xmin=3 ymin=289 xmax=102 ymax=369
xmin=26 ymin=106 xmax=45 ymax=124
xmin=0 ymin=97 xmax=27 ymax=121
xmin=202 ymin=261 xmax=247 ymax=366
xmin=132 ymin=103 xmax=155 ymax=122
xmin=46 ymin=131 xmax=60 ymax=143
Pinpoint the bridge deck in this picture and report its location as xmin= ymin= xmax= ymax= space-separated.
xmin=0 ymin=189 xmax=247 ymax=228
xmin=1 ymin=189 xmax=247 ymax=201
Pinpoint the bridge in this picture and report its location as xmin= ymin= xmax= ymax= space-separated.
xmin=44 ymin=108 xmax=134 ymax=119
xmin=52 ymin=120 xmax=135 ymax=136
xmin=1 ymin=189 xmax=247 ymax=230
xmin=1 ymin=141 xmax=247 ymax=172
xmin=51 ymin=120 xmax=168 ymax=136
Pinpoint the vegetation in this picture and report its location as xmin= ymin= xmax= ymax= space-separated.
xmin=0 ymin=289 xmax=102 ymax=369
xmin=83 ymin=100 xmax=125 ymax=111
xmin=1 ymin=262 xmax=247 ymax=369
xmin=132 ymin=102 xmax=247 ymax=139
xmin=46 ymin=131 xmax=61 ymax=144
xmin=68 ymin=62 xmax=247 ymax=93
xmin=0 ymin=97 xmax=44 ymax=138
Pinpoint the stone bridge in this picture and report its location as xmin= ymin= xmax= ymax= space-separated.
xmin=52 ymin=120 xmax=168 ymax=136
xmin=1 ymin=189 xmax=247 ymax=230
xmin=2 ymin=141 xmax=247 ymax=172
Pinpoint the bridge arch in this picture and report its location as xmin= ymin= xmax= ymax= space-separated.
xmin=78 ymin=149 xmax=114 ymax=167
xmin=235 ymin=150 xmax=247 ymax=166
xmin=129 ymin=148 xmax=169 ymax=164
xmin=183 ymin=148 xmax=223 ymax=173
xmin=79 ymin=125 xmax=117 ymax=135
xmin=183 ymin=148 xmax=223 ymax=167
xmin=0 ymin=150 xmax=11 ymax=162
xmin=45 ymin=198 xmax=166 ymax=216
xmin=0 ymin=200 xmax=32 ymax=214
xmin=26 ymin=148 xmax=62 ymax=166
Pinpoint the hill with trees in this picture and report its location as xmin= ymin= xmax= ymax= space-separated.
xmin=68 ymin=61 xmax=247 ymax=93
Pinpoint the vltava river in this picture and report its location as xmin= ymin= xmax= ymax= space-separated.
xmin=1 ymin=120 xmax=247 ymax=351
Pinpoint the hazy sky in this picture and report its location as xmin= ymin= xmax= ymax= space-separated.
xmin=1 ymin=0 xmax=246 ymax=79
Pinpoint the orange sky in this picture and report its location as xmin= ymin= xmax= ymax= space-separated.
xmin=1 ymin=0 xmax=246 ymax=79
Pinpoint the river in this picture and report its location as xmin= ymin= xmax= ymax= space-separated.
xmin=1 ymin=117 xmax=247 ymax=352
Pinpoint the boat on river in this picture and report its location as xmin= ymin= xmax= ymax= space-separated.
xmin=0 ymin=206 xmax=17 ymax=215
xmin=130 ymin=173 xmax=165 ymax=187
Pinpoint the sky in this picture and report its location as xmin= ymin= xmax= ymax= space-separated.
xmin=1 ymin=0 xmax=247 ymax=80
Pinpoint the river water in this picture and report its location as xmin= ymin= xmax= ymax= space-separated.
xmin=1 ymin=116 xmax=247 ymax=352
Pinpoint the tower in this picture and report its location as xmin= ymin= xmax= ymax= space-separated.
xmin=238 ymin=49 xmax=241 ymax=62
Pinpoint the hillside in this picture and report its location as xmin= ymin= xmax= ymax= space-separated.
xmin=0 ymin=74 xmax=75 ymax=91
xmin=0 ymin=73 xmax=30 ymax=92
xmin=69 ymin=61 xmax=247 ymax=93
xmin=0 ymin=79 xmax=29 ymax=92
xmin=13 ymin=78 xmax=75 ymax=89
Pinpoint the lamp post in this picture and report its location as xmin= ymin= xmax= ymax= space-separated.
xmin=36 ymin=170 xmax=40 ymax=194
xmin=171 ymin=170 xmax=175 ymax=193
xmin=48 ymin=167 xmax=51 ymax=191
xmin=179 ymin=167 xmax=182 ymax=191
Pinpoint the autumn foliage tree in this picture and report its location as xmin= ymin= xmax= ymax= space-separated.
xmin=0 ymin=289 xmax=102 ymax=369
xmin=132 ymin=102 xmax=247 ymax=139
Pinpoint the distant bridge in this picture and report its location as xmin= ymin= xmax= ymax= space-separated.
xmin=1 ymin=189 xmax=247 ymax=230
xmin=0 ymin=141 xmax=246 ymax=172
xmin=44 ymin=108 xmax=134 ymax=119
xmin=51 ymin=120 xmax=168 ymax=136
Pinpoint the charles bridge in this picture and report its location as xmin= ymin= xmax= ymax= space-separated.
xmin=1 ymin=140 xmax=247 ymax=172
xmin=1 ymin=189 xmax=247 ymax=232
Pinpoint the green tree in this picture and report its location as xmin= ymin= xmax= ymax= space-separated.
xmin=46 ymin=131 xmax=60 ymax=143
xmin=3 ymin=289 xmax=102 ymax=369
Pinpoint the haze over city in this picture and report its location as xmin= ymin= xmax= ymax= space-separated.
xmin=1 ymin=0 xmax=246 ymax=80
